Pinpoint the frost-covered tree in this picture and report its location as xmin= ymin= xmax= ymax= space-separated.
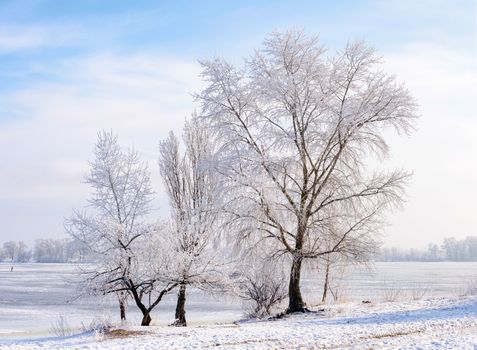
xmin=33 ymin=239 xmax=68 ymax=263
xmin=0 ymin=241 xmax=30 ymax=262
xmin=15 ymin=241 xmax=31 ymax=262
xmin=89 ymin=222 xmax=180 ymax=326
xmin=159 ymin=116 xmax=228 ymax=326
xmin=197 ymin=30 xmax=417 ymax=313
xmin=67 ymin=131 xmax=182 ymax=326
xmin=66 ymin=130 xmax=154 ymax=322
xmin=3 ymin=241 xmax=17 ymax=262
xmin=65 ymin=237 xmax=93 ymax=262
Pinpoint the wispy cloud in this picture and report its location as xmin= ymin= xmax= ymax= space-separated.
xmin=0 ymin=24 xmax=85 ymax=53
xmin=0 ymin=52 xmax=202 ymax=203
xmin=0 ymin=26 xmax=46 ymax=52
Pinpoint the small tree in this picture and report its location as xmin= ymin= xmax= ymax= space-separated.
xmin=159 ymin=116 xmax=227 ymax=326
xmin=197 ymin=30 xmax=417 ymax=313
xmin=82 ymin=223 xmax=180 ymax=326
xmin=66 ymin=130 xmax=154 ymax=323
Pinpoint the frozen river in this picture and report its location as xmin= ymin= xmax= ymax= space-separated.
xmin=0 ymin=262 xmax=476 ymax=339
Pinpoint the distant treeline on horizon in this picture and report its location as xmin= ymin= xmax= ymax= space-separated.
xmin=0 ymin=238 xmax=91 ymax=263
xmin=0 ymin=236 xmax=476 ymax=263
xmin=377 ymin=236 xmax=477 ymax=262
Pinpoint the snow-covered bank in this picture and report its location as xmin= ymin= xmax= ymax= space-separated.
xmin=1 ymin=297 xmax=476 ymax=350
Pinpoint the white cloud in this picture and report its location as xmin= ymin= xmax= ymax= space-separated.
xmin=0 ymin=52 xmax=203 ymax=207
xmin=0 ymin=30 xmax=44 ymax=52
xmin=0 ymin=24 xmax=84 ymax=53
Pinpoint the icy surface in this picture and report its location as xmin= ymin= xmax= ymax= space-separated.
xmin=0 ymin=263 xmax=242 ymax=338
xmin=0 ymin=297 xmax=476 ymax=349
xmin=1 ymin=262 xmax=476 ymax=340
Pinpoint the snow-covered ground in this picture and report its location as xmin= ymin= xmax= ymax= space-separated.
xmin=2 ymin=262 xmax=477 ymax=339
xmin=1 ymin=296 xmax=476 ymax=350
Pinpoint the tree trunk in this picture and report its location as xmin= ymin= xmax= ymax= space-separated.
xmin=287 ymin=254 xmax=307 ymax=313
xmin=172 ymin=284 xmax=187 ymax=326
xmin=322 ymin=261 xmax=330 ymax=303
xmin=129 ymin=280 xmax=179 ymax=327
xmin=119 ymin=298 xmax=126 ymax=321
xmin=141 ymin=312 xmax=152 ymax=326
xmin=116 ymin=292 xmax=127 ymax=321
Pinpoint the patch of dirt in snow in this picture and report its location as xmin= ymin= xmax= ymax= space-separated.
xmin=103 ymin=329 xmax=149 ymax=339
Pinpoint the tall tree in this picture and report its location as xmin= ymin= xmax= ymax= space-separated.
xmin=197 ymin=30 xmax=417 ymax=313
xmin=159 ymin=116 xmax=226 ymax=326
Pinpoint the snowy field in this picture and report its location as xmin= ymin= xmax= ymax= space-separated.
xmin=0 ymin=263 xmax=242 ymax=338
xmin=0 ymin=262 xmax=476 ymax=349
xmin=1 ymin=296 xmax=476 ymax=349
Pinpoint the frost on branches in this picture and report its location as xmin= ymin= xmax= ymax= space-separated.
xmin=197 ymin=30 xmax=418 ymax=313
xmin=66 ymin=131 xmax=177 ymax=326
xmin=159 ymin=115 xmax=231 ymax=327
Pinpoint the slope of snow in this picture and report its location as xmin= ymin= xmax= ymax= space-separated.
xmin=1 ymin=296 xmax=476 ymax=350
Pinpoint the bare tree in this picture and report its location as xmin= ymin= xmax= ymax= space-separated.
xmin=197 ymin=30 xmax=417 ymax=313
xmin=66 ymin=130 xmax=154 ymax=323
xmin=315 ymin=234 xmax=375 ymax=303
xmin=70 ymin=219 xmax=180 ymax=325
xmin=3 ymin=241 xmax=16 ymax=262
xmin=15 ymin=241 xmax=31 ymax=262
xmin=159 ymin=116 xmax=227 ymax=326
xmin=65 ymin=237 xmax=93 ymax=262
xmin=316 ymin=253 xmax=350 ymax=303
xmin=236 ymin=255 xmax=287 ymax=318
xmin=319 ymin=254 xmax=336 ymax=303
xmin=0 ymin=241 xmax=31 ymax=263
xmin=33 ymin=239 xmax=68 ymax=263
xmin=109 ymin=226 xmax=180 ymax=326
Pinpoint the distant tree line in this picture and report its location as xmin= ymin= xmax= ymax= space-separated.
xmin=378 ymin=236 xmax=477 ymax=262
xmin=0 ymin=238 xmax=93 ymax=263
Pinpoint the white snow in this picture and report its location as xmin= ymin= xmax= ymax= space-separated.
xmin=1 ymin=296 xmax=475 ymax=350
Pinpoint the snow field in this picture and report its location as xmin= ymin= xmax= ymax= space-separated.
xmin=1 ymin=296 xmax=476 ymax=350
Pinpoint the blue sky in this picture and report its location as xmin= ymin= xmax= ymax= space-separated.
xmin=1 ymin=0 xmax=474 ymax=90
xmin=0 ymin=0 xmax=476 ymax=247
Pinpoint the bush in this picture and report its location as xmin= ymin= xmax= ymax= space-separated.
xmin=381 ymin=283 xmax=403 ymax=302
xmin=464 ymin=276 xmax=477 ymax=296
xmin=409 ymin=283 xmax=429 ymax=301
xmin=49 ymin=315 xmax=73 ymax=337
xmin=237 ymin=261 xmax=287 ymax=318
xmin=81 ymin=315 xmax=113 ymax=336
